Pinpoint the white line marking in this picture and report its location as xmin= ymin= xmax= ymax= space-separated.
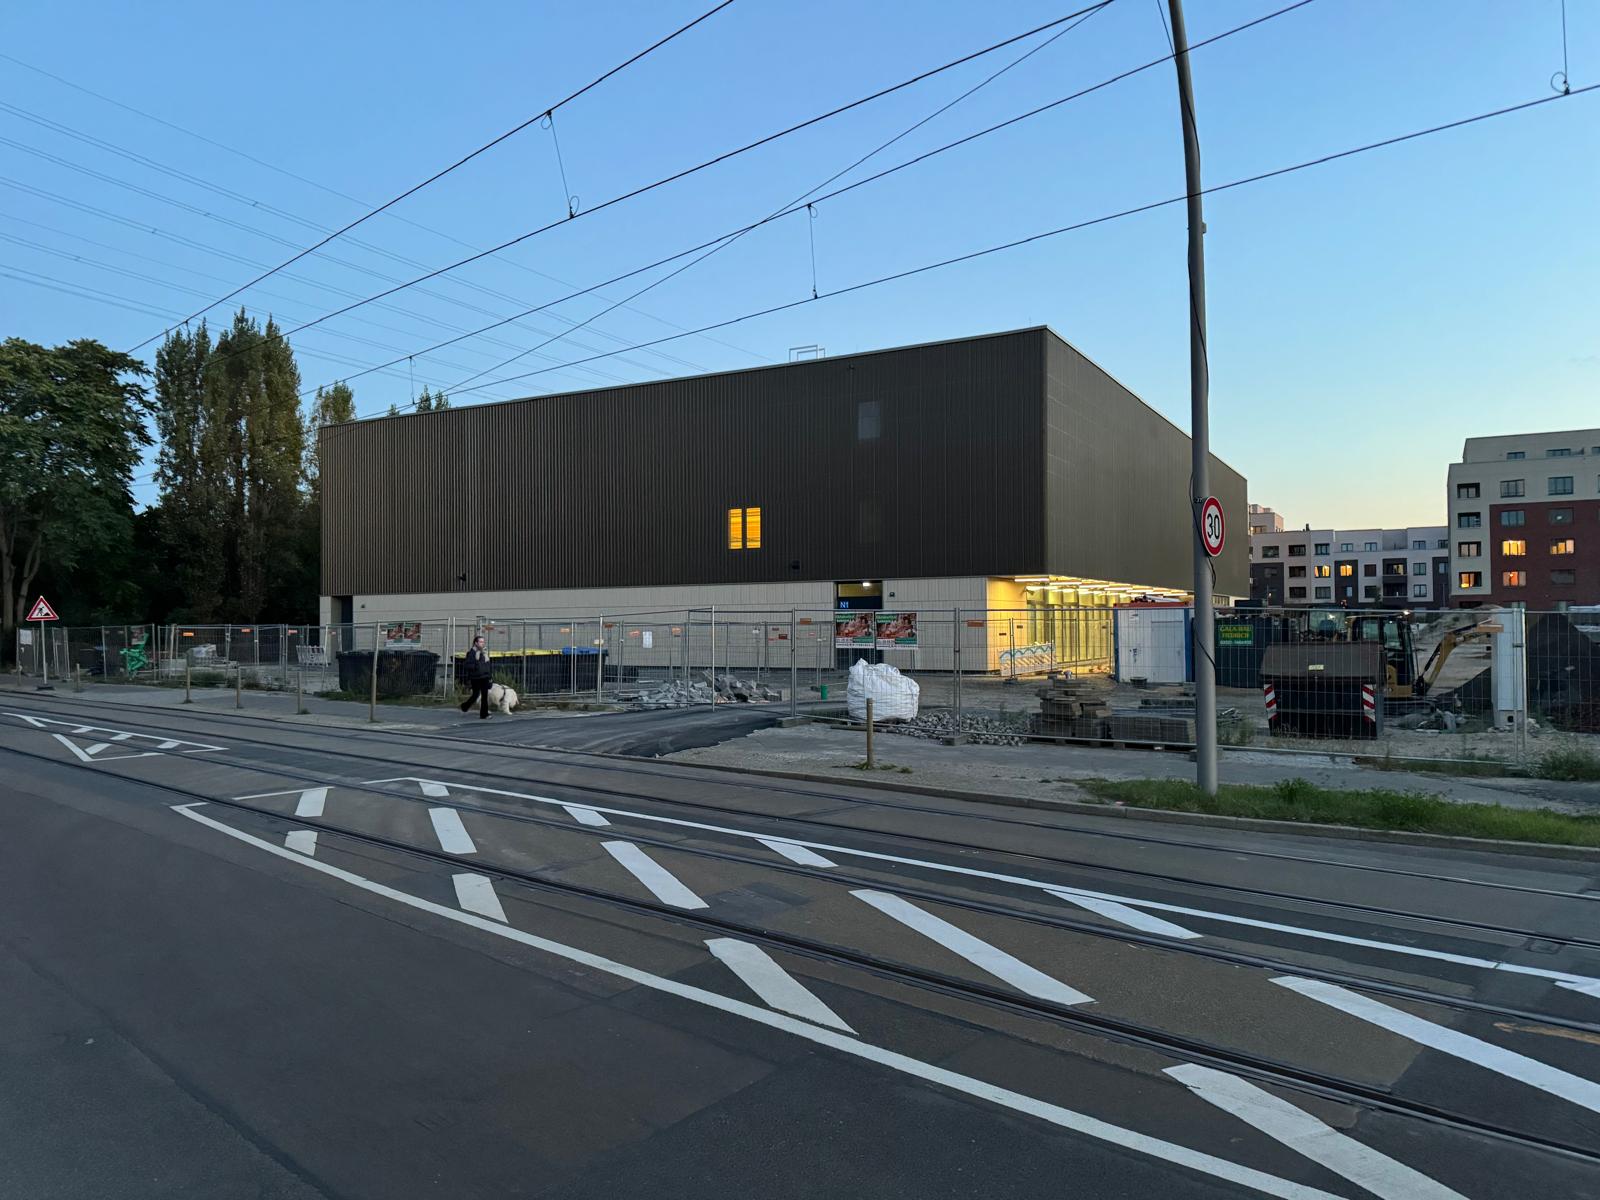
xmin=1559 ymin=980 xmax=1600 ymax=998
xmin=293 ymin=788 xmax=328 ymax=819
xmin=1047 ymin=890 xmax=1201 ymax=940
xmin=47 ymin=734 xmax=159 ymax=764
xmin=853 ymin=890 xmax=1094 ymax=1006
xmin=6 ymin=713 xmax=48 ymax=728
xmin=110 ymin=732 xmax=136 ymax=742
xmin=419 ymin=782 xmax=450 ymax=798
xmin=170 ymin=803 xmax=1346 ymax=1200
xmin=85 ymin=742 xmax=111 ymax=755
xmin=602 ymin=841 xmax=708 ymax=909
xmin=564 ymin=805 xmax=610 ymax=827
xmin=53 ymin=734 xmax=94 ymax=762
xmin=6 ymin=712 xmax=224 ymax=752
xmin=452 ymin=873 xmax=507 ymax=922
xmin=1273 ymin=976 xmax=1600 ymax=1115
xmin=362 ymin=777 xmax=1600 ymax=993
xmin=1165 ymin=1064 xmax=1468 ymax=1200
xmin=428 ymin=808 xmax=477 ymax=854
xmin=155 ymin=740 xmax=183 ymax=750
xmin=706 ymin=937 xmax=853 ymax=1032
xmin=285 ymin=830 xmax=318 ymax=856
xmin=760 ymin=838 xmax=836 ymax=867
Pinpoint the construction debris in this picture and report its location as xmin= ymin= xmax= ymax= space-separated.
xmin=631 ymin=672 xmax=784 ymax=709
xmin=884 ymin=710 xmax=1029 ymax=746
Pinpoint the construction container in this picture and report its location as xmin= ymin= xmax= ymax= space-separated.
xmin=1261 ymin=642 xmax=1385 ymax=739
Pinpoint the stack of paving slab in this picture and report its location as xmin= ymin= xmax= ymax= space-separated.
xmin=1032 ymin=677 xmax=1113 ymax=741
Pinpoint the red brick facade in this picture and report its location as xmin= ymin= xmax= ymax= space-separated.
xmin=1476 ymin=500 xmax=1600 ymax=607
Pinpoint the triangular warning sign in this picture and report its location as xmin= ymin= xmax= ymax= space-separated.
xmin=26 ymin=596 xmax=59 ymax=621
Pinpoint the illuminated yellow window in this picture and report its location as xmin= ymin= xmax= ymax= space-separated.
xmin=1337 ymin=563 xmax=1354 ymax=577
xmin=1313 ymin=565 xmax=1330 ymax=578
xmin=1501 ymin=539 xmax=1526 ymax=556
xmin=1502 ymin=571 xmax=1527 ymax=587
xmin=1551 ymin=538 xmax=1575 ymax=555
xmin=727 ymin=506 xmax=762 ymax=550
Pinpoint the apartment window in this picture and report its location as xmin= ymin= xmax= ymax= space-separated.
xmin=1288 ymin=544 xmax=1306 ymax=557
xmin=1506 ymin=450 xmax=1525 ymax=460
xmin=1551 ymin=507 xmax=1574 ymax=525
xmin=1314 ymin=586 xmax=1332 ymax=599
xmin=1501 ymin=539 xmax=1526 ymax=556
xmin=1458 ymin=541 xmax=1481 ymax=557
xmin=1551 ymin=538 xmax=1576 ymax=555
xmin=1549 ymin=447 xmax=1572 ymax=457
xmin=1411 ymin=539 xmax=1427 ymax=550
xmin=1363 ymin=585 xmax=1378 ymax=599
xmin=1289 ymin=586 xmax=1307 ymax=599
xmin=1552 ymin=569 xmax=1577 ymax=586
xmin=1437 ymin=538 xmax=1449 ymax=548
xmin=1313 ymin=565 xmax=1331 ymax=578
xmin=727 ymin=506 xmax=762 ymax=549
xmin=1363 ymin=541 xmax=1377 ymax=551
xmin=1386 ymin=562 xmax=1406 ymax=576
xmin=1456 ymin=483 xmax=1480 ymax=498
xmin=1458 ymin=571 xmax=1482 ymax=588
xmin=1457 ymin=512 xmax=1481 ymax=528
xmin=1501 ymin=510 xmax=1525 ymax=526
xmin=1314 ymin=542 xmax=1329 ymax=555
xmin=1502 ymin=570 xmax=1527 ymax=588
xmin=1261 ymin=545 xmax=1280 ymax=558
xmin=1288 ymin=565 xmax=1306 ymax=578
xmin=1339 ymin=563 xmax=1355 ymax=577
xmin=1412 ymin=584 xmax=1429 ymax=598
xmin=1500 ymin=479 xmax=1525 ymax=497
xmin=1412 ymin=562 xmax=1427 ymax=575
xmin=856 ymin=399 xmax=881 ymax=440
xmin=1549 ymin=476 xmax=1574 ymax=495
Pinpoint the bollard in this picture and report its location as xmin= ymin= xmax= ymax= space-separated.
xmin=74 ymin=664 xmax=83 ymax=693
xmin=297 ymin=665 xmax=306 ymax=715
xmin=235 ymin=661 xmax=242 ymax=709
xmin=865 ymin=697 xmax=875 ymax=769
xmin=184 ymin=656 xmax=192 ymax=704
xmin=369 ymin=621 xmax=380 ymax=723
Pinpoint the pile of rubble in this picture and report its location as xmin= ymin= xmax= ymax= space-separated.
xmin=630 ymin=671 xmax=784 ymax=709
xmin=883 ymin=709 xmax=1030 ymax=746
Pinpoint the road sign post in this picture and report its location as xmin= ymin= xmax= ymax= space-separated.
xmin=27 ymin=597 xmax=59 ymax=689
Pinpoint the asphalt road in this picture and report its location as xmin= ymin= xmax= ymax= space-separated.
xmin=3 ymin=691 xmax=1600 ymax=1199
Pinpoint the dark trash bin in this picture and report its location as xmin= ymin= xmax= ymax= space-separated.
xmin=337 ymin=649 xmax=439 ymax=697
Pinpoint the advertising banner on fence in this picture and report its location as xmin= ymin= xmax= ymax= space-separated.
xmin=383 ymin=621 xmax=421 ymax=648
xmin=834 ymin=613 xmax=874 ymax=648
xmin=875 ymin=611 xmax=918 ymax=648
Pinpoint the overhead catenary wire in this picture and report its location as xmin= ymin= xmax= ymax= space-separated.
xmin=303 ymin=0 xmax=1301 ymax=405
xmin=0 ymin=55 xmax=766 ymax=366
xmin=161 ymin=2 xmax=1118 ymax=381
xmin=123 ymin=0 xmax=742 ymax=351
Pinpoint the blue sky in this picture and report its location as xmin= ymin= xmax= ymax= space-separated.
xmin=2 ymin=0 xmax=1595 ymax=526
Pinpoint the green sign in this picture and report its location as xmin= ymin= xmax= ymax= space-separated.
xmin=1217 ymin=624 xmax=1254 ymax=646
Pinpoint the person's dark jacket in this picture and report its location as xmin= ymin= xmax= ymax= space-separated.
xmin=464 ymin=647 xmax=493 ymax=682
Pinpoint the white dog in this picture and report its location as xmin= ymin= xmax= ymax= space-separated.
xmin=486 ymin=682 xmax=519 ymax=715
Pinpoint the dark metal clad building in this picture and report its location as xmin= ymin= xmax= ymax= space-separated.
xmin=320 ymin=327 xmax=1247 ymax=619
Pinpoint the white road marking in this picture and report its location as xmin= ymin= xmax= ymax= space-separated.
xmin=1558 ymin=980 xmax=1600 ymax=998
xmin=706 ymin=937 xmax=853 ymax=1032
xmin=171 ymin=803 xmax=1348 ymax=1200
xmin=1273 ymin=976 xmax=1600 ymax=1115
xmin=50 ymin=733 xmax=159 ymax=763
xmin=853 ymin=890 xmax=1093 ymax=1006
xmin=1165 ymin=1064 xmax=1468 ymax=1200
xmin=760 ymin=838 xmax=836 ymax=867
xmin=110 ymin=732 xmax=136 ymax=742
xmin=564 ymin=805 xmax=610 ymax=827
xmin=452 ymin=873 xmax=507 ymax=922
xmin=294 ymin=788 xmax=328 ymax=818
xmin=360 ymin=777 xmax=1600 ymax=994
xmin=1047 ymin=890 xmax=1201 ymax=940
xmin=85 ymin=742 xmax=110 ymax=755
xmin=419 ymin=782 xmax=450 ymax=798
xmin=285 ymin=830 xmax=318 ymax=856
xmin=5 ymin=713 xmax=222 ymax=752
xmin=602 ymin=841 xmax=708 ymax=909
xmin=428 ymin=808 xmax=477 ymax=855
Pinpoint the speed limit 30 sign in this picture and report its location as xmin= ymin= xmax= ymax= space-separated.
xmin=1200 ymin=496 xmax=1225 ymax=557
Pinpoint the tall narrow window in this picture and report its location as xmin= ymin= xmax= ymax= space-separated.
xmin=1501 ymin=539 xmax=1526 ymax=557
xmin=856 ymin=399 xmax=881 ymax=440
xmin=727 ymin=507 xmax=763 ymax=549
xmin=727 ymin=507 xmax=743 ymax=549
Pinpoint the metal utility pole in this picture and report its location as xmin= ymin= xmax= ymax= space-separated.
xmin=1169 ymin=0 xmax=1217 ymax=795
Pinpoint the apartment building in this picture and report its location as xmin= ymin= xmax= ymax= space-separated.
xmin=1447 ymin=427 xmax=1600 ymax=609
xmin=1248 ymin=504 xmax=1285 ymax=535
xmin=1250 ymin=522 xmax=1450 ymax=607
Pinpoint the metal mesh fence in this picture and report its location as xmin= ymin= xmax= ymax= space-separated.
xmin=12 ymin=604 xmax=1598 ymax=769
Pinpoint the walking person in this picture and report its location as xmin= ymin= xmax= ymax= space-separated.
xmin=460 ymin=635 xmax=493 ymax=719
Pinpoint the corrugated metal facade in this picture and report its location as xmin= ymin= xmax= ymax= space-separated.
xmin=322 ymin=330 xmax=1048 ymax=597
xmin=1044 ymin=336 xmax=1249 ymax=597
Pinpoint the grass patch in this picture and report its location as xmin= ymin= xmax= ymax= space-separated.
xmin=1535 ymin=747 xmax=1600 ymax=782
xmin=850 ymin=760 xmax=912 ymax=773
xmin=1076 ymin=776 xmax=1600 ymax=848
xmin=1354 ymin=749 xmax=1516 ymax=778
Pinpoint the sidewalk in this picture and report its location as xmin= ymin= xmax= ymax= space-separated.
xmin=665 ymin=724 xmax=1600 ymax=814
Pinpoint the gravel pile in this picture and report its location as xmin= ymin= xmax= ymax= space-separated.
xmin=630 ymin=671 xmax=783 ymax=709
xmin=882 ymin=709 xmax=1030 ymax=746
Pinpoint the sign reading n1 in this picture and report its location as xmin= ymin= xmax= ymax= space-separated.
xmin=1200 ymin=496 xmax=1225 ymax=557
xmin=27 ymin=596 xmax=59 ymax=622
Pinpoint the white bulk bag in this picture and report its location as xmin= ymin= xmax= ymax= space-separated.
xmin=846 ymin=658 xmax=920 ymax=721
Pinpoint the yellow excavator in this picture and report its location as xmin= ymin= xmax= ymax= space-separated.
xmin=1286 ymin=610 xmax=1500 ymax=700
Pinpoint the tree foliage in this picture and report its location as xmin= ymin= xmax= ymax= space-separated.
xmin=0 ymin=337 xmax=149 ymax=645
